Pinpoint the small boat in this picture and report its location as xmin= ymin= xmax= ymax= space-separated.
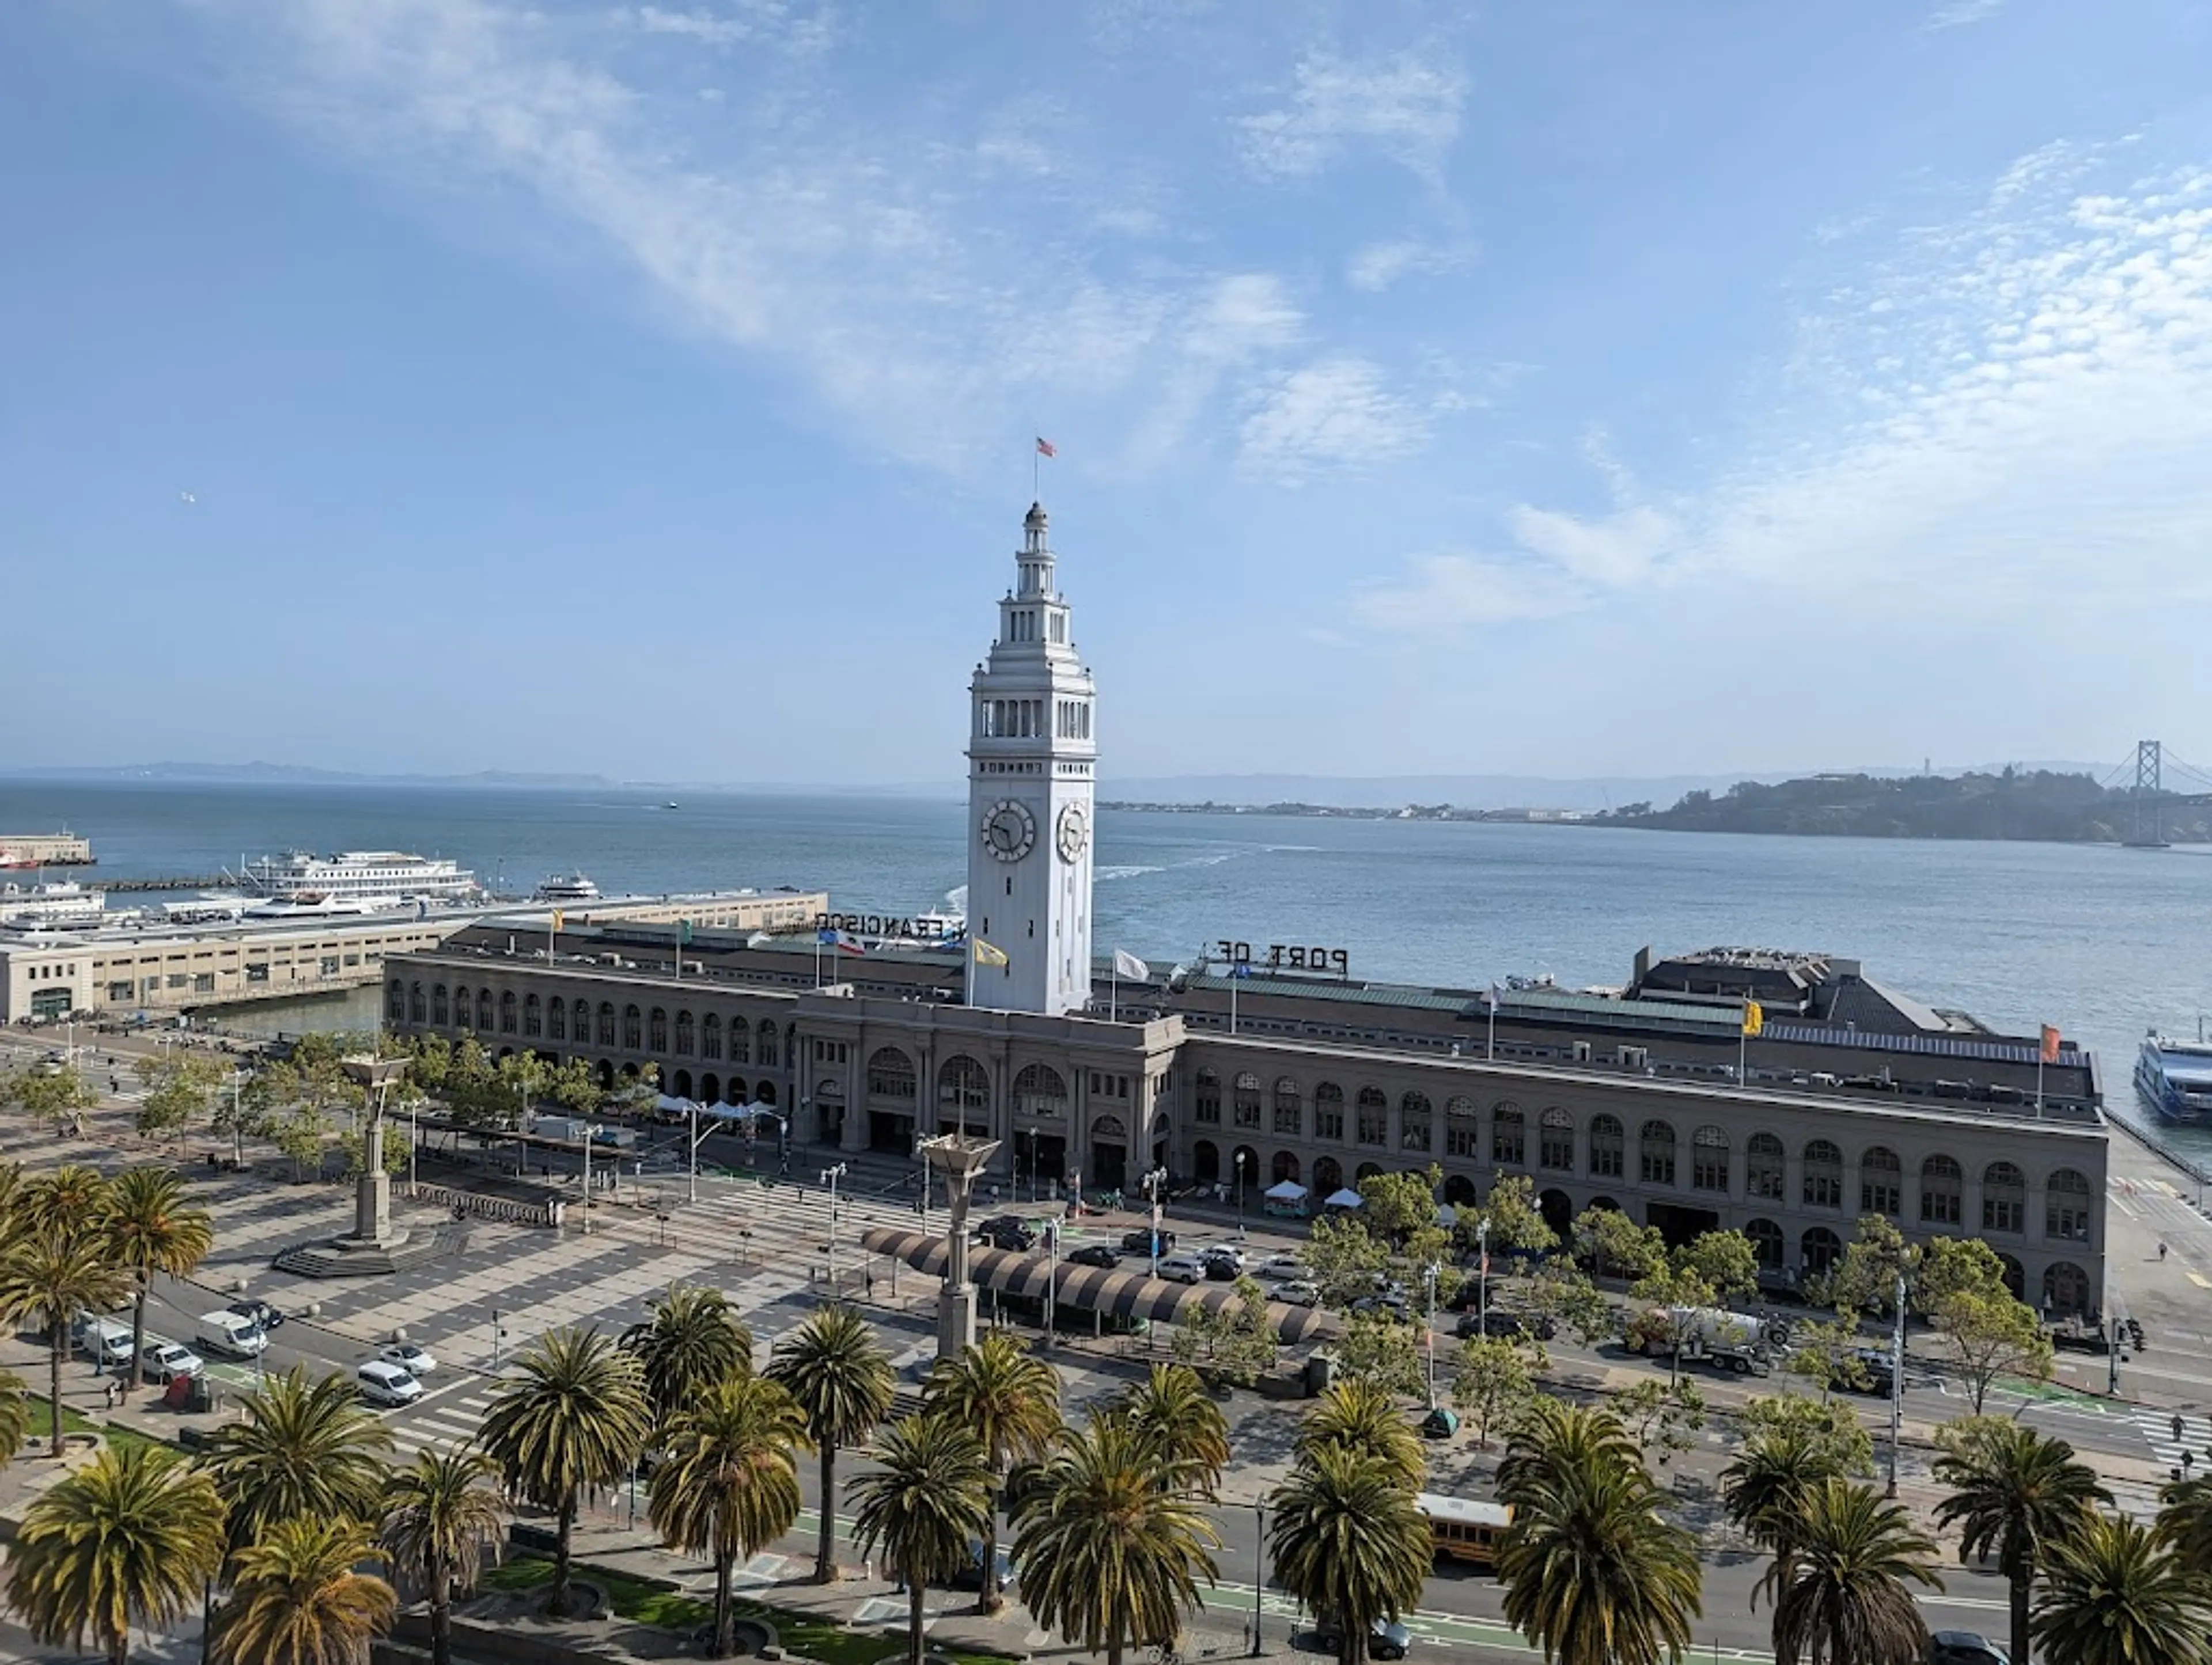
xmin=664 ymin=801 xmax=680 ymax=810
xmin=2134 ymin=1031 xmax=2212 ymax=1124
xmin=535 ymin=872 xmax=602 ymax=903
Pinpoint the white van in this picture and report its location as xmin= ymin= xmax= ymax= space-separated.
xmin=1156 ymin=1252 xmax=1206 ymax=1285
xmin=73 ymin=1313 xmax=134 ymax=1370
xmin=355 ymin=1359 xmax=423 ymax=1407
xmin=194 ymin=1310 xmax=267 ymax=1359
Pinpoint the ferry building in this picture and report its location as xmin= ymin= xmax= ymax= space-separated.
xmin=384 ymin=503 xmax=2110 ymax=1317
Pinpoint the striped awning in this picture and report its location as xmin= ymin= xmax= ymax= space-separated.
xmin=858 ymin=1227 xmax=1328 ymax=1345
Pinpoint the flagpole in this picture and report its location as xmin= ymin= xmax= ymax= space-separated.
xmin=1110 ymin=962 xmax=1118 ymax=1024
xmin=1487 ymin=989 xmax=1497 ymax=1061
xmin=1739 ymin=997 xmax=1749 ymax=1087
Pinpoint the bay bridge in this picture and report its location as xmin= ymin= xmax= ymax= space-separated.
xmin=2101 ymin=740 xmax=2212 ymax=847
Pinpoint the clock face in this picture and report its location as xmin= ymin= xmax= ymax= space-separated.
xmin=982 ymin=799 xmax=1036 ymax=862
xmin=1056 ymin=802 xmax=1089 ymax=863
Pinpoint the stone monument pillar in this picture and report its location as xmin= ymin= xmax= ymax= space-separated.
xmin=919 ymin=1132 xmax=1001 ymax=1361
xmin=342 ymin=1056 xmax=411 ymax=1250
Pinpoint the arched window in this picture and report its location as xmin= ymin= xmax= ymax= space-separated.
xmin=1745 ymin=1218 xmax=1785 ymax=1270
xmin=1691 ymin=1125 xmax=1728 ymax=1193
xmin=547 ymin=996 xmax=565 ymax=1041
xmin=1315 ymin=1082 xmax=1346 ymax=1141
xmin=1861 ymin=1146 xmax=1901 ymax=1216
xmin=1233 ymin=1072 xmax=1262 ymax=1129
xmin=2041 ymin=1261 xmax=2090 ymax=1317
xmin=1996 ymin=1253 xmax=2025 ymax=1299
xmin=386 ymin=980 xmax=405 ymax=1023
xmin=648 ymin=1007 xmax=668 ymax=1052
xmin=623 ymin=1005 xmax=643 ymax=1050
xmin=1747 ymin=1132 xmax=1785 ymax=1200
xmin=727 ymin=1018 xmax=748 ymax=1065
xmin=700 ymin=1011 xmax=721 ymax=1060
xmin=938 ymin=1055 xmax=989 ymax=1116
xmin=1803 ymin=1140 xmax=1843 ymax=1209
xmin=1639 ymin=1120 xmax=1677 ymax=1186
xmin=1273 ymin=1078 xmax=1302 ymax=1138
xmin=1589 ymin=1113 xmax=1624 ymax=1179
xmin=1539 ymin=1107 xmax=1574 ymax=1171
xmin=2047 ymin=1168 xmax=2092 ymax=1243
xmin=1801 ymin=1226 xmax=1843 ymax=1277
xmin=1982 ymin=1161 xmax=2025 ymax=1234
xmin=524 ymin=993 xmax=542 ymax=1038
xmin=1445 ymin=1096 xmax=1478 ymax=1158
xmin=675 ymin=1010 xmax=694 ymax=1055
xmin=1013 ymin=1063 xmax=1068 ymax=1117
xmin=575 ymin=1000 xmax=593 ymax=1046
xmin=755 ymin=1080 xmax=777 ymax=1106
xmin=1920 ymin=1154 xmax=1962 ymax=1225
xmin=1194 ymin=1140 xmax=1221 ymax=1184
xmin=597 ymin=1003 xmax=616 ymax=1046
xmin=432 ymin=985 xmax=449 ymax=1026
xmin=1400 ymin=1091 xmax=1433 ymax=1153
xmin=1195 ymin=1068 xmax=1222 ymax=1125
xmin=500 ymin=989 xmax=517 ymax=1033
xmin=1312 ymin=1155 xmax=1343 ymax=1197
xmin=450 ymin=986 xmax=469 ymax=1028
xmin=756 ymin=1021 xmax=778 ymax=1068
xmin=868 ymin=1048 xmax=918 ymax=1102
xmin=478 ymin=990 xmax=495 ymax=1031
xmin=1356 ymin=1087 xmax=1388 ymax=1147
xmin=408 ymin=981 xmax=425 ymax=1023
xmin=1493 ymin=1102 xmax=1525 ymax=1167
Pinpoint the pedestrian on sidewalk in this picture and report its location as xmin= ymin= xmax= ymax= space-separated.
xmin=2161 ymin=1242 xmax=2170 ymax=1261
xmin=103 ymin=1380 xmax=115 ymax=1411
xmin=2176 ymin=1413 xmax=2187 ymax=1444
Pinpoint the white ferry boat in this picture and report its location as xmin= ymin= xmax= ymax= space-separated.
xmin=241 ymin=893 xmax=399 ymax=921
xmin=2134 ymin=1031 xmax=2212 ymax=1125
xmin=238 ymin=849 xmax=479 ymax=904
xmin=0 ymin=881 xmax=103 ymax=929
xmin=535 ymin=872 xmax=602 ymax=902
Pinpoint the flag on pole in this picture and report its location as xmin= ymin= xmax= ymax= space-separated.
xmin=1741 ymin=1000 xmax=1763 ymax=1037
xmin=1488 ymin=984 xmax=1503 ymax=1009
xmin=2040 ymin=1024 xmax=2062 ymax=1063
xmin=1112 ymin=949 xmax=1149 ymax=980
xmin=973 ymin=939 xmax=1010 ymax=968
xmin=1035 ymin=436 xmax=1056 ymax=457
xmin=679 ymin=919 xmax=692 ymax=945
xmin=551 ymin=910 xmax=565 ymax=932
xmin=1227 ymin=962 xmax=1253 ymax=981
xmin=816 ymin=927 xmax=866 ymax=957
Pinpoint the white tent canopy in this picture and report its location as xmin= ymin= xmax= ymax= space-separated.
xmin=1324 ymin=1188 xmax=1364 ymax=1209
xmin=1264 ymin=1179 xmax=1308 ymax=1201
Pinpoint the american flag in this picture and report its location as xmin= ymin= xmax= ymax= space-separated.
xmin=1035 ymin=437 xmax=1056 ymax=457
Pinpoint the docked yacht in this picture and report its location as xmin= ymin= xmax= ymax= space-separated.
xmin=239 ymin=849 xmax=478 ymax=903
xmin=2134 ymin=1031 xmax=2212 ymax=1124
xmin=535 ymin=872 xmax=603 ymax=903
xmin=0 ymin=881 xmax=103 ymax=929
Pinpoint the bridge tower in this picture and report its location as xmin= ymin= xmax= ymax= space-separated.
xmin=2133 ymin=739 xmax=2166 ymax=847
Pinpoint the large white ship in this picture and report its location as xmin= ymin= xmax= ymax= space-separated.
xmin=237 ymin=849 xmax=479 ymax=904
xmin=0 ymin=881 xmax=104 ymax=929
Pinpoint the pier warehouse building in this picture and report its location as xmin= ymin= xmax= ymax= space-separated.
xmin=384 ymin=504 xmax=2109 ymax=1317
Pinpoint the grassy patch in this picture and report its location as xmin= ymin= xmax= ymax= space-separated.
xmin=488 ymin=1556 xmax=1018 ymax=1665
xmin=29 ymin=1399 xmax=172 ymax=1460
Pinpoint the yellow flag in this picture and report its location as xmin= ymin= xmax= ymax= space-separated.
xmin=973 ymin=939 xmax=1010 ymax=968
xmin=551 ymin=909 xmax=565 ymax=932
xmin=1741 ymin=1000 xmax=1763 ymax=1037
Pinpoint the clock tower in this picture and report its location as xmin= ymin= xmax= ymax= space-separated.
xmin=965 ymin=502 xmax=1096 ymax=1015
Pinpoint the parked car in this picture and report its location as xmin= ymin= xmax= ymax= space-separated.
xmin=378 ymin=1342 xmax=438 ymax=1377
xmin=1257 ymin=1253 xmax=1309 ymax=1280
xmin=1927 ymin=1633 xmax=2010 ymax=1665
xmin=193 ymin=1310 xmax=268 ymax=1360
xmin=1200 ymin=1244 xmax=1245 ymax=1272
xmin=1847 ymin=1348 xmax=1897 ymax=1396
xmin=1352 ymin=1294 xmax=1411 ymax=1319
xmin=225 ymin=1298 xmax=286 ymax=1332
xmin=1203 ymin=1257 xmax=1240 ymax=1282
xmin=139 ymin=1340 xmax=204 ymax=1385
xmin=948 ymin=1539 xmax=1015 ymax=1594
xmin=1315 ymin=1617 xmax=1412 ymax=1661
xmin=1122 ymin=1228 xmax=1176 ymax=1254
xmin=1274 ymin=1280 xmax=1320 ymax=1307
xmin=1066 ymin=1243 xmax=1120 ymax=1269
xmin=1456 ymin=1309 xmax=1557 ymax=1341
xmin=355 ymin=1359 xmax=425 ymax=1408
xmin=1156 ymin=1253 xmax=1206 ymax=1284
xmin=74 ymin=1313 xmax=134 ymax=1370
xmin=979 ymin=1223 xmax=1036 ymax=1252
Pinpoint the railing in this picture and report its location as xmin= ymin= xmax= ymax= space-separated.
xmin=399 ymin=1181 xmax=556 ymax=1228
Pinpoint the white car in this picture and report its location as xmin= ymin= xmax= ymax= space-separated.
xmin=355 ymin=1360 xmax=425 ymax=1407
xmin=1275 ymin=1280 xmax=1321 ymax=1307
xmin=1156 ymin=1253 xmax=1206 ymax=1284
xmin=1259 ymin=1253 xmax=1309 ymax=1280
xmin=377 ymin=1342 xmax=437 ymax=1377
xmin=139 ymin=1340 xmax=204 ymax=1384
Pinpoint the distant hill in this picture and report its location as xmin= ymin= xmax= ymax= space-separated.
xmin=1 ymin=763 xmax=618 ymax=789
xmin=1594 ymin=769 xmax=2206 ymax=843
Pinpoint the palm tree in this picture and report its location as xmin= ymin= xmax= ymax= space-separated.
xmin=2035 ymin=1511 xmax=2212 ymax=1665
xmin=1115 ymin=1361 xmax=1230 ymax=1495
xmin=1010 ymin=1409 xmax=1220 ymax=1665
xmin=765 ymin=1303 xmax=894 ymax=1583
xmin=381 ymin=1447 xmax=507 ymax=1665
xmin=1293 ymin=1379 xmax=1426 ymax=1490
xmin=1270 ymin=1444 xmax=1433 ymax=1665
xmin=647 ymin=1374 xmax=809 ymax=1657
xmin=925 ymin=1332 xmax=1062 ymax=1612
xmin=2157 ymin=1473 xmax=2212 ymax=1579
xmin=1495 ymin=1436 xmax=1701 ymax=1665
xmin=479 ymin=1325 xmax=649 ymax=1618
xmin=203 ymin=1365 xmax=395 ymax=1556
xmin=213 ymin=1515 xmax=397 ymax=1665
xmin=850 ymin=1414 xmax=995 ymax=1665
xmin=1495 ymin=1397 xmax=1641 ymax=1511
xmin=1767 ymin=1478 xmax=1943 ymax=1665
xmin=101 ymin=1167 xmax=214 ymax=1402
xmin=0 ymin=1366 xmax=33 ymax=1464
xmin=5 ymin=1442 xmax=226 ymax=1665
xmin=1934 ymin=1416 xmax=2112 ymax=1665
xmin=620 ymin=1281 xmax=755 ymax=1433
xmin=0 ymin=1223 xmax=131 ymax=1457
xmin=1724 ymin=1423 xmax=1854 ymax=1637
xmin=17 ymin=1164 xmax=111 ymax=1239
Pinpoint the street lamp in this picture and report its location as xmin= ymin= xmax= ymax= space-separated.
xmin=1250 ymin=1499 xmax=1266 ymax=1656
xmin=1477 ymin=1216 xmax=1492 ymax=1335
xmin=1140 ymin=1166 xmax=1169 ymax=1279
xmin=821 ymin=1162 xmax=848 ymax=1288
xmin=1423 ymin=1261 xmax=1441 ymax=1410
xmin=1043 ymin=1219 xmax=1059 ymax=1350
xmin=580 ymin=1124 xmax=605 ymax=1235
xmin=1234 ymin=1150 xmax=1247 ymax=1238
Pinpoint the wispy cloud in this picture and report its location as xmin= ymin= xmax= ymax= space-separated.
xmin=1926 ymin=0 xmax=2005 ymax=30
xmin=1238 ymin=356 xmax=1427 ymax=481
xmin=1237 ymin=48 xmax=1465 ymax=183
xmin=1350 ymin=553 xmax=1589 ymax=632
xmin=1345 ymin=237 xmax=1467 ymax=291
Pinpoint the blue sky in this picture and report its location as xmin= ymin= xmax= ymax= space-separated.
xmin=7 ymin=0 xmax=2212 ymax=787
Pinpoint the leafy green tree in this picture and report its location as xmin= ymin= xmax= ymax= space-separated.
xmin=1494 ymin=1414 xmax=1702 ymax=1665
xmin=1332 ymin=1308 xmax=1427 ymax=1400
xmin=380 ymin=1447 xmax=507 ymax=1665
xmin=202 ymin=1365 xmax=396 ymax=1556
xmin=1466 ymin=1174 xmax=1558 ymax=1257
xmin=1784 ymin=1316 xmax=1876 ymax=1399
xmin=256 ymin=1044 xmax=365 ymax=1180
xmin=1573 ymin=1207 xmax=1665 ymax=1280
xmin=649 ymin=1375 xmax=809 ymax=1657
xmin=479 ymin=1326 xmax=650 ymax=1617
xmin=621 ymin=1282 xmax=756 ymax=1436
xmin=342 ymin=1127 xmax=410 ymax=1178
xmin=0 ymin=1225 xmax=131 ymax=1457
xmin=5 ymin=1443 xmax=226 ymax=1665
xmin=1450 ymin=1335 xmax=1537 ymax=1449
xmin=1931 ymin=1287 xmax=2054 ymax=1414
xmin=1613 ymin=1377 xmax=1707 ymax=1463
xmin=850 ymin=1414 xmax=995 ymax=1665
xmin=1677 ymin=1230 xmax=1760 ymax=1306
xmin=1821 ymin=1215 xmax=1916 ymax=1318
xmin=1518 ymin=1258 xmax=1618 ymax=1347
xmin=102 ymin=1167 xmax=214 ymax=1402
xmin=211 ymin=1515 xmax=396 ymax=1665
xmin=1765 ymin=1478 xmax=1942 ymax=1665
xmin=1626 ymin=1261 xmax=1722 ymax=1387
xmin=1355 ymin=1165 xmax=1444 ymax=1240
xmin=0 ymin=1064 xmax=101 ymax=1137
xmin=1305 ymin=1214 xmax=1391 ymax=1310
xmin=1295 ymin=1378 xmax=1425 ymax=1489
xmin=1010 ymin=1409 xmax=1220 ymax=1665
xmin=544 ymin=1057 xmax=604 ymax=1117
xmin=131 ymin=1053 xmax=223 ymax=1150
xmin=1169 ymin=1273 xmax=1279 ymax=1389
xmin=925 ymin=1332 xmax=1062 ymax=1613
xmin=1113 ymin=1362 xmax=1230 ymax=1495
xmin=1736 ymin=1394 xmax=1876 ymax=1476
xmin=2035 ymin=1512 xmax=2212 ymax=1665
xmin=1933 ymin=1417 xmax=2111 ymax=1665
xmin=764 ymin=1303 xmax=895 ymax=1584
xmin=1269 ymin=1444 xmax=1433 ymax=1665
